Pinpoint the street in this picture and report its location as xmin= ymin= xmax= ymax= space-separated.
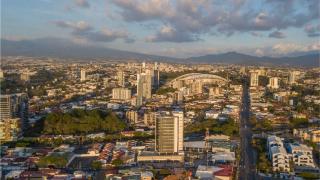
xmin=239 ymin=80 xmax=257 ymax=180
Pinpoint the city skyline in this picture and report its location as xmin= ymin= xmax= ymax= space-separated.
xmin=2 ymin=0 xmax=320 ymax=58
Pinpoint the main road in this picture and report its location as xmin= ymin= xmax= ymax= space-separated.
xmin=239 ymin=79 xmax=257 ymax=180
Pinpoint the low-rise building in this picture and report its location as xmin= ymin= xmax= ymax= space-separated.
xmin=287 ymin=143 xmax=315 ymax=168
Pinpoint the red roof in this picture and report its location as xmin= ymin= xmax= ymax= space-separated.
xmin=213 ymin=165 xmax=233 ymax=177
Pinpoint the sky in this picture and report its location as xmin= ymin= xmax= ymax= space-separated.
xmin=2 ymin=0 xmax=320 ymax=58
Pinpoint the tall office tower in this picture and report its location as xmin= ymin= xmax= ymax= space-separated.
xmin=155 ymin=111 xmax=184 ymax=153
xmin=288 ymin=71 xmax=297 ymax=85
xmin=250 ymin=71 xmax=259 ymax=87
xmin=80 ymin=69 xmax=86 ymax=82
xmin=136 ymin=73 xmax=152 ymax=107
xmin=112 ymin=88 xmax=131 ymax=100
xmin=268 ymin=77 xmax=279 ymax=89
xmin=0 ymin=94 xmax=28 ymax=141
xmin=117 ymin=70 xmax=125 ymax=87
xmin=154 ymin=62 xmax=160 ymax=89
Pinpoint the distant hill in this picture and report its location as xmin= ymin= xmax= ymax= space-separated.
xmin=187 ymin=51 xmax=320 ymax=67
xmin=1 ymin=38 xmax=319 ymax=67
xmin=1 ymin=38 xmax=175 ymax=61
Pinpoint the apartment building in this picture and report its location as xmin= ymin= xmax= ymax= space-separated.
xmin=267 ymin=136 xmax=290 ymax=172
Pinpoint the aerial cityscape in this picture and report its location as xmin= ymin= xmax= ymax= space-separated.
xmin=1 ymin=0 xmax=319 ymax=180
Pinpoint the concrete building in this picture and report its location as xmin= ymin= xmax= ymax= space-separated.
xmin=125 ymin=110 xmax=138 ymax=125
xmin=143 ymin=112 xmax=156 ymax=126
xmin=0 ymin=94 xmax=28 ymax=141
xmin=267 ymin=136 xmax=290 ymax=172
xmin=153 ymin=62 xmax=160 ymax=89
xmin=288 ymin=71 xmax=297 ymax=85
xmin=209 ymin=87 xmax=222 ymax=97
xmin=190 ymin=81 xmax=203 ymax=94
xmin=0 ymin=118 xmax=21 ymax=141
xmin=20 ymin=72 xmax=30 ymax=81
xmin=155 ymin=111 xmax=184 ymax=154
xmin=205 ymin=134 xmax=231 ymax=152
xmin=117 ymin=70 xmax=125 ymax=87
xmin=112 ymin=88 xmax=131 ymax=100
xmin=287 ymin=143 xmax=315 ymax=167
xmin=268 ymin=77 xmax=279 ymax=89
xmin=293 ymin=128 xmax=320 ymax=143
xmin=136 ymin=72 xmax=152 ymax=107
xmin=250 ymin=71 xmax=259 ymax=87
xmin=80 ymin=69 xmax=86 ymax=82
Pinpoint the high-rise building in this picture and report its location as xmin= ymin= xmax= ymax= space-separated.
xmin=136 ymin=72 xmax=152 ymax=107
xmin=112 ymin=88 xmax=131 ymax=100
xmin=288 ymin=71 xmax=297 ymax=85
xmin=80 ymin=69 xmax=86 ymax=82
xmin=268 ymin=77 xmax=279 ymax=89
xmin=154 ymin=62 xmax=160 ymax=89
xmin=155 ymin=111 xmax=184 ymax=153
xmin=0 ymin=94 xmax=28 ymax=141
xmin=250 ymin=71 xmax=259 ymax=87
xmin=117 ymin=70 xmax=125 ymax=87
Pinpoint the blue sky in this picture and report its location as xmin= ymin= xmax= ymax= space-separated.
xmin=2 ymin=0 xmax=319 ymax=58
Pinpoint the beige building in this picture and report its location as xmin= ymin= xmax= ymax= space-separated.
xmin=112 ymin=88 xmax=131 ymax=100
xmin=125 ymin=110 xmax=138 ymax=125
xmin=155 ymin=111 xmax=184 ymax=153
xmin=117 ymin=70 xmax=125 ymax=87
xmin=293 ymin=128 xmax=320 ymax=143
xmin=144 ymin=112 xmax=156 ymax=126
xmin=268 ymin=77 xmax=279 ymax=89
xmin=80 ymin=69 xmax=86 ymax=82
xmin=250 ymin=71 xmax=259 ymax=87
xmin=0 ymin=118 xmax=21 ymax=141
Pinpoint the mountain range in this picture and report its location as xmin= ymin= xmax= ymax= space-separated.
xmin=1 ymin=38 xmax=319 ymax=67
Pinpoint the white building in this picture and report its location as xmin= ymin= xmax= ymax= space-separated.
xmin=288 ymin=71 xmax=298 ymax=85
xmin=112 ymin=88 xmax=131 ymax=100
xmin=268 ymin=77 xmax=279 ymax=89
xmin=250 ymin=71 xmax=259 ymax=87
xmin=80 ymin=69 xmax=86 ymax=82
xmin=267 ymin=136 xmax=290 ymax=172
xmin=287 ymin=143 xmax=315 ymax=167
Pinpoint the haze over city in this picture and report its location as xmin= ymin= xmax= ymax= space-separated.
xmin=1 ymin=0 xmax=319 ymax=180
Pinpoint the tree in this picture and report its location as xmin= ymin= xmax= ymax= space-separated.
xmin=91 ymin=160 xmax=102 ymax=170
xmin=43 ymin=109 xmax=126 ymax=135
xmin=37 ymin=154 xmax=67 ymax=168
xmin=111 ymin=159 xmax=123 ymax=166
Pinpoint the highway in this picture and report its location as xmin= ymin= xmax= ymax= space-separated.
xmin=239 ymin=80 xmax=257 ymax=180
